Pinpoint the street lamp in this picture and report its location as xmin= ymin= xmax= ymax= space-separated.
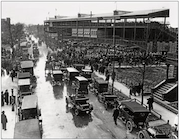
xmin=111 ymin=17 xmax=116 ymax=94
xmin=141 ymin=61 xmax=146 ymax=105
xmin=141 ymin=19 xmax=150 ymax=104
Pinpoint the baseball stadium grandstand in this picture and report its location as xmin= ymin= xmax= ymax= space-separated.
xmin=44 ymin=8 xmax=178 ymax=105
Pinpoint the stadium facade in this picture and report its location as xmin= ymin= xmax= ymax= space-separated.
xmin=44 ymin=8 xmax=178 ymax=105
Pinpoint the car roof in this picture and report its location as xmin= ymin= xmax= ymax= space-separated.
xmin=20 ymin=42 xmax=27 ymax=47
xmin=14 ymin=119 xmax=41 ymax=139
xmin=96 ymin=79 xmax=108 ymax=84
xmin=75 ymin=76 xmax=88 ymax=81
xmin=74 ymin=64 xmax=84 ymax=66
xmin=104 ymin=95 xmax=117 ymax=98
xmin=18 ymin=79 xmax=31 ymax=86
xmin=18 ymin=72 xmax=31 ymax=79
xmin=121 ymin=101 xmax=150 ymax=113
xmin=82 ymin=69 xmax=92 ymax=72
xmin=75 ymin=97 xmax=89 ymax=101
xmin=21 ymin=95 xmax=37 ymax=110
xmin=21 ymin=61 xmax=34 ymax=68
xmin=66 ymin=67 xmax=79 ymax=72
xmin=94 ymin=76 xmax=103 ymax=80
xmin=53 ymin=70 xmax=63 ymax=74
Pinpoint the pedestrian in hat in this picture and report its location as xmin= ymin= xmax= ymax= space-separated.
xmin=1 ymin=111 xmax=8 ymax=130
xmin=4 ymin=90 xmax=9 ymax=105
xmin=10 ymin=89 xmax=15 ymax=111
xmin=1 ymin=91 xmax=4 ymax=106
xmin=112 ymin=106 xmax=119 ymax=125
xmin=147 ymin=95 xmax=154 ymax=111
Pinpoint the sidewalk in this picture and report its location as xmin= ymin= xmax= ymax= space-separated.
xmin=1 ymin=74 xmax=18 ymax=139
xmin=94 ymin=71 xmax=177 ymax=127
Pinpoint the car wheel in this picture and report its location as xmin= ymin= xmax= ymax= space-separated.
xmin=169 ymin=133 xmax=178 ymax=139
xmin=126 ymin=121 xmax=133 ymax=133
xmin=105 ymin=103 xmax=108 ymax=110
xmin=65 ymin=97 xmax=68 ymax=105
xmin=138 ymin=131 xmax=145 ymax=139
xmin=138 ymin=130 xmax=150 ymax=139
xmin=75 ymin=109 xmax=79 ymax=116
xmin=98 ymin=96 xmax=101 ymax=102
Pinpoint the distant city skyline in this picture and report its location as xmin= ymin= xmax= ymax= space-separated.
xmin=1 ymin=1 xmax=178 ymax=27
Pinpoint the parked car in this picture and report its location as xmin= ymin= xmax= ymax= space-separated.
xmin=14 ymin=119 xmax=42 ymax=139
xmin=118 ymin=99 xmax=150 ymax=132
xmin=18 ymin=78 xmax=32 ymax=97
xmin=73 ymin=64 xmax=85 ymax=72
xmin=66 ymin=94 xmax=93 ymax=116
xmin=138 ymin=119 xmax=178 ymax=139
xmin=18 ymin=72 xmax=31 ymax=79
xmin=81 ymin=69 xmax=92 ymax=82
xmin=98 ymin=93 xmax=118 ymax=109
xmin=93 ymin=78 xmax=108 ymax=95
xmin=73 ymin=76 xmax=89 ymax=94
xmin=19 ymin=95 xmax=41 ymax=121
xmin=20 ymin=60 xmax=34 ymax=75
xmin=66 ymin=67 xmax=79 ymax=81
xmin=52 ymin=70 xmax=63 ymax=85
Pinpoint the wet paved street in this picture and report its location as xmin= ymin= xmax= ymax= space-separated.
xmin=33 ymin=42 xmax=136 ymax=138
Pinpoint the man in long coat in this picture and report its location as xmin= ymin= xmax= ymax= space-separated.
xmin=1 ymin=91 xmax=4 ymax=106
xmin=10 ymin=89 xmax=15 ymax=111
xmin=113 ymin=107 xmax=119 ymax=125
xmin=147 ymin=96 xmax=154 ymax=111
xmin=4 ymin=90 xmax=9 ymax=105
xmin=1 ymin=111 xmax=8 ymax=130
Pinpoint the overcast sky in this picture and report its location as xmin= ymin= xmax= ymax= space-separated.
xmin=1 ymin=1 xmax=179 ymax=27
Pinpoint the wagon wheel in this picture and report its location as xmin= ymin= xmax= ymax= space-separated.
xmin=126 ymin=121 xmax=133 ymax=133
xmin=75 ymin=109 xmax=79 ymax=116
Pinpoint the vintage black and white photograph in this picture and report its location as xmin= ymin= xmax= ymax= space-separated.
xmin=1 ymin=1 xmax=178 ymax=139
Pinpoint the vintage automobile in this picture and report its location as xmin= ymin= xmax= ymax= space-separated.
xmin=33 ymin=47 xmax=39 ymax=60
xmin=18 ymin=72 xmax=31 ymax=79
xmin=45 ymin=60 xmax=53 ymax=75
xmin=66 ymin=67 xmax=79 ymax=81
xmin=118 ymin=99 xmax=150 ymax=132
xmin=18 ymin=78 xmax=32 ymax=97
xmin=98 ymin=93 xmax=118 ymax=109
xmin=52 ymin=70 xmax=63 ymax=85
xmin=138 ymin=120 xmax=178 ymax=139
xmin=66 ymin=94 xmax=93 ymax=116
xmin=20 ymin=60 xmax=34 ymax=75
xmin=14 ymin=119 xmax=42 ymax=139
xmin=19 ymin=95 xmax=41 ymax=121
xmin=81 ymin=69 xmax=92 ymax=82
xmin=93 ymin=78 xmax=108 ymax=95
xmin=73 ymin=64 xmax=85 ymax=72
xmin=60 ymin=67 xmax=67 ymax=73
xmin=74 ymin=76 xmax=89 ymax=94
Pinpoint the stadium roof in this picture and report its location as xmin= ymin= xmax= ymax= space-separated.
xmin=45 ymin=8 xmax=169 ymax=22
xmin=121 ymin=8 xmax=169 ymax=18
